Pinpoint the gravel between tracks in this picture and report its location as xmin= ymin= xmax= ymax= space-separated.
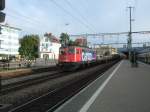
xmin=2 ymin=71 xmax=59 ymax=85
xmin=0 ymin=65 xmax=57 ymax=79
xmin=0 ymin=63 xmax=111 ymax=109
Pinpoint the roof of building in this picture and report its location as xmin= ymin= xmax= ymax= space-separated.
xmin=0 ymin=23 xmax=21 ymax=31
xmin=49 ymin=35 xmax=60 ymax=43
xmin=44 ymin=33 xmax=60 ymax=43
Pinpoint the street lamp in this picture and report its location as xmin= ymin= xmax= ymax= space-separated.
xmin=65 ymin=23 xmax=70 ymax=33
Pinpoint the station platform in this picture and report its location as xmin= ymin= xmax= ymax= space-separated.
xmin=54 ymin=60 xmax=150 ymax=112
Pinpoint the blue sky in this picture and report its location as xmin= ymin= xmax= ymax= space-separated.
xmin=3 ymin=0 xmax=150 ymax=46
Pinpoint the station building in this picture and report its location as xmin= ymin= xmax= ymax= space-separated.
xmin=0 ymin=24 xmax=21 ymax=60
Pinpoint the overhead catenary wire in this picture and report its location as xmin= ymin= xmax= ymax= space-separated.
xmin=6 ymin=9 xmax=51 ymax=30
xmin=65 ymin=0 xmax=97 ymax=32
xmin=6 ymin=13 xmax=39 ymax=26
xmin=49 ymin=0 xmax=95 ymax=32
xmin=5 ymin=6 xmax=54 ymax=35
xmin=6 ymin=7 xmax=42 ymax=24
xmin=6 ymin=13 xmax=43 ymax=33
xmin=5 ymin=15 xmax=48 ymax=35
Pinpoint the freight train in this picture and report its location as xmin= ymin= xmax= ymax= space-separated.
xmin=58 ymin=45 xmax=120 ymax=71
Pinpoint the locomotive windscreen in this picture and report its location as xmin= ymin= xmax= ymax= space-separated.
xmin=60 ymin=48 xmax=66 ymax=55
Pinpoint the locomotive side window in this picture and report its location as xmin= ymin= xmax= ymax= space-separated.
xmin=76 ymin=49 xmax=80 ymax=54
xmin=69 ymin=48 xmax=74 ymax=54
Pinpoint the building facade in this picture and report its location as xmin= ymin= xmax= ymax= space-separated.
xmin=94 ymin=45 xmax=118 ymax=59
xmin=0 ymin=24 xmax=21 ymax=60
xmin=75 ymin=37 xmax=87 ymax=46
xmin=39 ymin=34 xmax=61 ymax=60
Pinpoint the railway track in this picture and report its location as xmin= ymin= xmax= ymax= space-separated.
xmin=0 ymin=62 xmax=100 ymax=95
xmin=1 ymin=66 xmax=58 ymax=80
xmin=1 ymin=62 xmax=101 ymax=95
xmin=0 ymin=70 xmax=67 ymax=95
xmin=9 ymin=59 xmax=120 ymax=112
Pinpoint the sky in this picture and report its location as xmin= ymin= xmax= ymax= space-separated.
xmin=3 ymin=0 xmax=150 ymax=46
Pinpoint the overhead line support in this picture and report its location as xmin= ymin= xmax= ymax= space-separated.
xmin=127 ymin=6 xmax=134 ymax=61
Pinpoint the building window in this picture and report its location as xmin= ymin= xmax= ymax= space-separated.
xmin=0 ymin=40 xmax=2 ymax=48
xmin=45 ymin=37 xmax=49 ymax=42
xmin=46 ymin=43 xmax=48 ymax=48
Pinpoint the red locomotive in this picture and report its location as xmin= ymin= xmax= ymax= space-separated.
xmin=58 ymin=46 xmax=96 ymax=71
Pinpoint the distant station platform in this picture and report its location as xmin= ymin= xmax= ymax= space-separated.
xmin=54 ymin=60 xmax=150 ymax=112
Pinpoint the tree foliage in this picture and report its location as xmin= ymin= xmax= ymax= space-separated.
xmin=59 ymin=33 xmax=85 ymax=46
xmin=19 ymin=35 xmax=39 ymax=60
xmin=68 ymin=40 xmax=75 ymax=46
xmin=68 ymin=39 xmax=79 ymax=46
xmin=60 ymin=33 xmax=70 ymax=46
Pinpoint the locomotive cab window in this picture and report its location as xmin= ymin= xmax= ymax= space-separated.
xmin=60 ymin=49 xmax=66 ymax=55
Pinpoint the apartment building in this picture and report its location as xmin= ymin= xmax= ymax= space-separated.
xmin=0 ymin=24 xmax=21 ymax=59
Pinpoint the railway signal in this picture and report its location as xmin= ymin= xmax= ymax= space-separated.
xmin=0 ymin=0 xmax=5 ymax=22
xmin=0 ymin=0 xmax=5 ymax=10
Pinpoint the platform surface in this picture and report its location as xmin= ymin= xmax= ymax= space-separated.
xmin=54 ymin=60 xmax=150 ymax=112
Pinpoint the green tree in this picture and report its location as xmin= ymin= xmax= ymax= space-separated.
xmin=19 ymin=35 xmax=39 ymax=60
xmin=68 ymin=40 xmax=73 ymax=46
xmin=60 ymin=33 xmax=70 ymax=46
